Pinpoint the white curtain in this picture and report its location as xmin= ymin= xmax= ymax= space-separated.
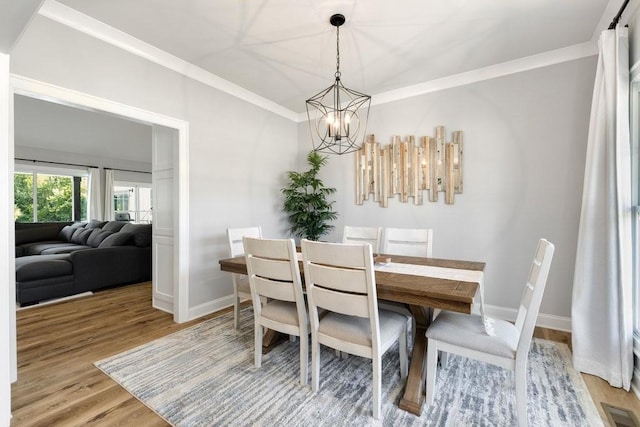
xmin=572 ymin=26 xmax=633 ymax=390
xmin=103 ymin=169 xmax=115 ymax=221
xmin=87 ymin=167 xmax=102 ymax=220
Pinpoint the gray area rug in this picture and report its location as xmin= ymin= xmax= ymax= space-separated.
xmin=95 ymin=309 xmax=603 ymax=426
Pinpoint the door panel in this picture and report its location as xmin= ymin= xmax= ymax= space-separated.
xmin=152 ymin=125 xmax=177 ymax=313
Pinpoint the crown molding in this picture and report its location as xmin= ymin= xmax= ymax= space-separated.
xmin=38 ymin=0 xmax=300 ymax=122
xmin=39 ymin=0 xmax=598 ymax=125
xmin=296 ymin=41 xmax=598 ymax=122
xmin=371 ymin=42 xmax=597 ymax=107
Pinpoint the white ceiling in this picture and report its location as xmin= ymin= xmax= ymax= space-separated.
xmin=52 ymin=0 xmax=615 ymax=114
xmin=12 ymin=0 xmax=626 ymax=160
xmin=14 ymin=95 xmax=152 ymax=163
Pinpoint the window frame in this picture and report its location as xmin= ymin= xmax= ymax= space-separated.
xmin=112 ymin=180 xmax=152 ymax=224
xmin=14 ymin=163 xmax=89 ymax=223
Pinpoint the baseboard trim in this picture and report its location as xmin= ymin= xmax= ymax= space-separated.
xmin=188 ymin=295 xmax=235 ymax=321
xmin=484 ymin=304 xmax=571 ymax=332
xmin=16 ymin=291 xmax=93 ymax=310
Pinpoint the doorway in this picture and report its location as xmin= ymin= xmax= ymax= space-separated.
xmin=9 ymin=77 xmax=191 ymax=384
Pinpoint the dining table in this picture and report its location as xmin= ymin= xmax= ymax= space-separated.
xmin=218 ymin=252 xmax=485 ymax=416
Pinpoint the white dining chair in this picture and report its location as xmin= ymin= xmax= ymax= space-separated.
xmin=226 ymin=226 xmax=262 ymax=329
xmin=301 ymin=239 xmax=408 ymax=419
xmin=381 ymin=227 xmax=433 ymax=257
xmin=379 ymin=227 xmax=434 ymax=334
xmin=425 ymin=238 xmax=555 ymax=427
xmin=244 ymin=236 xmax=309 ymax=385
xmin=342 ymin=226 xmax=382 ymax=254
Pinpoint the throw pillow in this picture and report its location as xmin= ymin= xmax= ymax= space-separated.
xmin=86 ymin=219 xmax=108 ymax=229
xmin=59 ymin=225 xmax=76 ymax=242
xmin=87 ymin=229 xmax=114 ymax=248
xmin=120 ymin=223 xmax=152 ymax=247
xmin=98 ymin=232 xmax=133 ymax=248
xmin=102 ymin=221 xmax=127 ymax=233
xmin=71 ymin=228 xmax=93 ymax=245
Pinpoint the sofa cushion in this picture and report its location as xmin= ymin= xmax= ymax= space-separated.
xmin=59 ymin=225 xmax=76 ymax=242
xmin=71 ymin=228 xmax=93 ymax=245
xmin=86 ymin=219 xmax=108 ymax=229
xmin=87 ymin=229 xmax=113 ymax=248
xmin=120 ymin=223 xmax=152 ymax=247
xmin=98 ymin=232 xmax=133 ymax=248
xmin=102 ymin=221 xmax=127 ymax=233
xmin=22 ymin=242 xmax=72 ymax=256
xmin=15 ymin=254 xmax=72 ymax=282
xmin=40 ymin=245 xmax=92 ymax=254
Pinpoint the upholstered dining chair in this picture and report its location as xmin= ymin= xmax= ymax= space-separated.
xmin=425 ymin=238 xmax=555 ymax=427
xmin=226 ymin=226 xmax=262 ymax=329
xmin=342 ymin=226 xmax=382 ymax=254
xmin=381 ymin=227 xmax=433 ymax=257
xmin=243 ymin=236 xmax=309 ymax=385
xmin=301 ymin=239 xmax=408 ymax=419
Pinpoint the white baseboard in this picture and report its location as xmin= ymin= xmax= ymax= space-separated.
xmin=484 ymin=304 xmax=571 ymax=332
xmin=185 ymin=296 xmax=572 ymax=332
xmin=152 ymin=299 xmax=173 ymax=315
xmin=16 ymin=291 xmax=93 ymax=310
xmin=188 ymin=295 xmax=235 ymax=320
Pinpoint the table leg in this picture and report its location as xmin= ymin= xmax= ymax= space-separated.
xmin=261 ymin=329 xmax=287 ymax=354
xmin=399 ymin=305 xmax=430 ymax=415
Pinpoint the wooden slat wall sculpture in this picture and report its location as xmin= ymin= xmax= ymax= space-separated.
xmin=356 ymin=126 xmax=463 ymax=206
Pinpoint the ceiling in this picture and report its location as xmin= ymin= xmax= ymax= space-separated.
xmin=14 ymin=95 xmax=152 ymax=163
xmin=51 ymin=0 xmax=615 ymax=114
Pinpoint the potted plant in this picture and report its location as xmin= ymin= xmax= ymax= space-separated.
xmin=282 ymin=151 xmax=338 ymax=241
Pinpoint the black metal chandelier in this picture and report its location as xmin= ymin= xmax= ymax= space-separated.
xmin=306 ymin=14 xmax=371 ymax=155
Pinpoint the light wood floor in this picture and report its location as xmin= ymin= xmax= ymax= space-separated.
xmin=10 ymin=282 xmax=640 ymax=426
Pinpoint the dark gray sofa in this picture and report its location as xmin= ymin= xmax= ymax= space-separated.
xmin=15 ymin=220 xmax=151 ymax=305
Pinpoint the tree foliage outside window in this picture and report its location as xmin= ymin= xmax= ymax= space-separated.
xmin=14 ymin=172 xmax=87 ymax=222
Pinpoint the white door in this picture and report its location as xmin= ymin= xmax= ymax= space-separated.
xmin=152 ymin=125 xmax=178 ymax=314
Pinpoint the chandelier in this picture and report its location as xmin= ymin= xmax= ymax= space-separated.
xmin=306 ymin=14 xmax=371 ymax=155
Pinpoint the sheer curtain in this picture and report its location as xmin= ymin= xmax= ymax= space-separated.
xmin=572 ymin=26 xmax=633 ymax=390
xmin=87 ymin=167 xmax=102 ymax=220
xmin=103 ymin=169 xmax=115 ymax=221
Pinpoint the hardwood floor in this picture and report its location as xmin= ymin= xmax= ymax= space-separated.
xmin=10 ymin=282 xmax=640 ymax=426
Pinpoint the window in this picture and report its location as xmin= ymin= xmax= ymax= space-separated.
xmin=113 ymin=182 xmax=152 ymax=224
xmin=14 ymin=169 xmax=88 ymax=223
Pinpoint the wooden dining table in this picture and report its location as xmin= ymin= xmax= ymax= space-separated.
xmin=219 ymin=253 xmax=484 ymax=416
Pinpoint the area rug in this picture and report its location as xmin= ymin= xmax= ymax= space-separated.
xmin=95 ymin=309 xmax=603 ymax=426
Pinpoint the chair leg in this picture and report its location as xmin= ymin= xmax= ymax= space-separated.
xmin=372 ymin=355 xmax=382 ymax=419
xmin=440 ymin=351 xmax=448 ymax=368
xmin=300 ymin=333 xmax=308 ymax=386
xmin=311 ymin=337 xmax=320 ymax=392
xmin=425 ymin=339 xmax=438 ymax=406
xmin=515 ymin=359 xmax=528 ymax=427
xmin=254 ymin=324 xmax=263 ymax=368
xmin=234 ymin=295 xmax=241 ymax=330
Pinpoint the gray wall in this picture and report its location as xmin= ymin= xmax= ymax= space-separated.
xmin=11 ymin=13 xmax=597 ymax=321
xmin=10 ymin=15 xmax=299 ymax=309
xmin=303 ymin=57 xmax=597 ymax=319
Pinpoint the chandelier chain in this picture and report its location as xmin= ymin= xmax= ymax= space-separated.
xmin=335 ymin=25 xmax=341 ymax=79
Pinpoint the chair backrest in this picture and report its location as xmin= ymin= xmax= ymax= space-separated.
xmin=514 ymin=238 xmax=555 ymax=356
xmin=342 ymin=226 xmax=382 ymax=253
xmin=301 ymin=239 xmax=381 ymax=354
xmin=382 ymin=227 xmax=433 ymax=257
xmin=243 ymin=237 xmax=307 ymax=326
xmin=226 ymin=226 xmax=262 ymax=257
